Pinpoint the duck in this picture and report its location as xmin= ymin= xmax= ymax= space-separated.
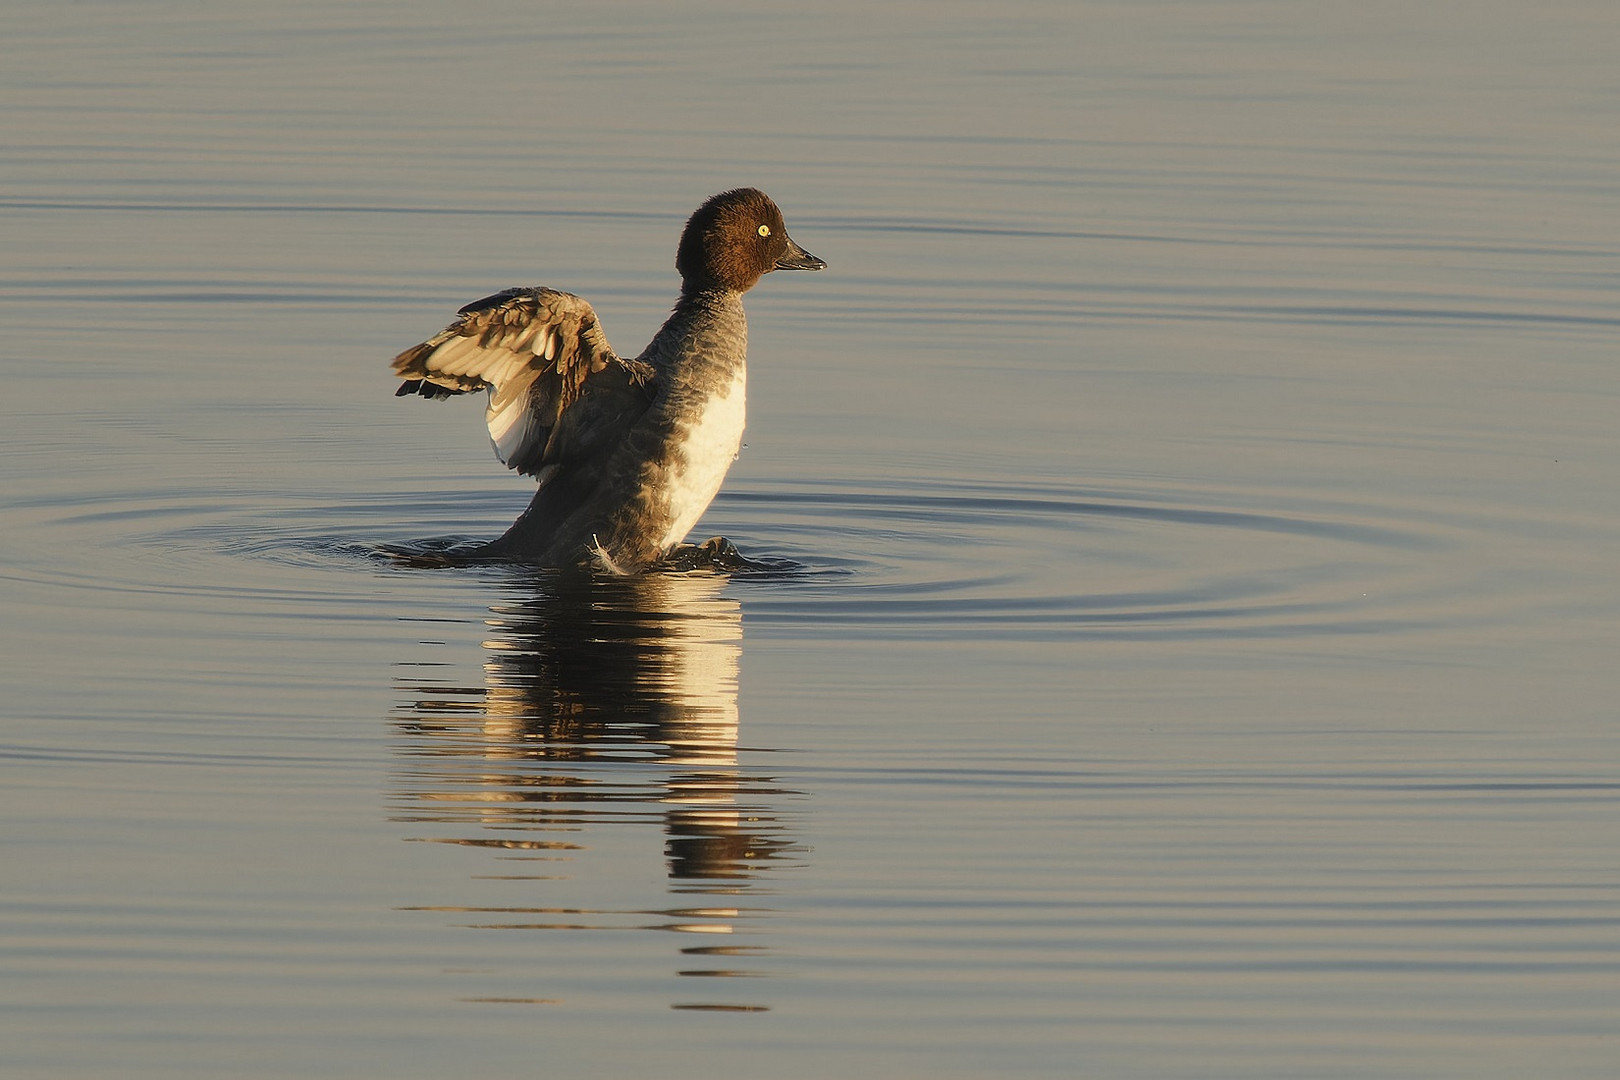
xmin=390 ymin=188 xmax=824 ymax=572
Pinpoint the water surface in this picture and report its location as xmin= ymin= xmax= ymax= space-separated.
xmin=4 ymin=2 xmax=1619 ymax=1077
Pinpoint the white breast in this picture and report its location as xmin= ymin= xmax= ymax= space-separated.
xmin=657 ymin=369 xmax=746 ymax=550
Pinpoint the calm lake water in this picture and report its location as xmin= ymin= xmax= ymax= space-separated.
xmin=4 ymin=2 xmax=1619 ymax=1076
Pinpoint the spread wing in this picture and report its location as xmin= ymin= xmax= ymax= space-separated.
xmin=391 ymin=287 xmax=655 ymax=479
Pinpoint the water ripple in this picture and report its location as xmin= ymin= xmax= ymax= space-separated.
xmin=4 ymin=474 xmax=1543 ymax=646
xmin=709 ymin=478 xmax=1489 ymax=642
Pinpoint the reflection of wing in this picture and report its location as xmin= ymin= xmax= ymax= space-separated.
xmin=391 ymin=287 xmax=656 ymax=479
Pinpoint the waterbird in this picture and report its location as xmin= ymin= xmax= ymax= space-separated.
xmin=391 ymin=188 xmax=824 ymax=571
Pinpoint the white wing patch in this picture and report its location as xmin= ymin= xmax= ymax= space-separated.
xmin=485 ymin=381 xmax=536 ymax=467
xmin=479 ymin=327 xmax=563 ymax=467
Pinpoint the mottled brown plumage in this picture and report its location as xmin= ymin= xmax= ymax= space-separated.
xmin=392 ymin=287 xmax=653 ymax=477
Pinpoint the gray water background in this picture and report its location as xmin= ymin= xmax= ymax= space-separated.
xmin=3 ymin=2 xmax=1618 ymax=1077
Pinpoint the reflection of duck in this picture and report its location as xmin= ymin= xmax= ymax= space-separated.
xmin=392 ymin=572 xmax=801 ymax=885
xmin=392 ymin=574 xmax=802 ymax=1008
xmin=389 ymin=189 xmax=824 ymax=571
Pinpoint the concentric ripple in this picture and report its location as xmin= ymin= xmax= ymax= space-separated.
xmin=706 ymin=477 xmax=1504 ymax=642
xmin=6 ymin=471 xmax=1547 ymax=649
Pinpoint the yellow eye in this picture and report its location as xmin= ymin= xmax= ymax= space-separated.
xmin=757 ymin=224 xmax=771 ymax=237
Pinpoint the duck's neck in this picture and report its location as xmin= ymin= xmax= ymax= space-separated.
xmin=642 ymin=287 xmax=749 ymax=386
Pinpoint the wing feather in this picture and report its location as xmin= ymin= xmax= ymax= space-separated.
xmin=390 ymin=287 xmax=654 ymax=478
